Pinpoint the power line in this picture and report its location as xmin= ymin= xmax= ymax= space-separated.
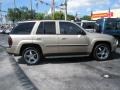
xmin=36 ymin=0 xmax=61 ymax=9
xmin=0 ymin=10 xmax=7 ymax=13
xmin=35 ymin=0 xmax=68 ymax=20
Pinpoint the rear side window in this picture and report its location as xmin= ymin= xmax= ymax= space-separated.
xmin=36 ymin=22 xmax=56 ymax=34
xmin=11 ymin=22 xmax=35 ymax=34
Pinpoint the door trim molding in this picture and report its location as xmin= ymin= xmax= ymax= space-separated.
xmin=46 ymin=44 xmax=89 ymax=47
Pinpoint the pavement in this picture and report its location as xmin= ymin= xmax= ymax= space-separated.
xmin=14 ymin=55 xmax=120 ymax=90
xmin=0 ymin=34 xmax=38 ymax=90
xmin=1 ymin=34 xmax=120 ymax=90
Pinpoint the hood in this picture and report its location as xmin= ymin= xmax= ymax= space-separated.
xmin=87 ymin=32 xmax=114 ymax=39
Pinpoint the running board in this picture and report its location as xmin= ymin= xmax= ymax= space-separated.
xmin=45 ymin=55 xmax=89 ymax=59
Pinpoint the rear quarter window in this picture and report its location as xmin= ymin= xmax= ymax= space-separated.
xmin=11 ymin=22 xmax=35 ymax=34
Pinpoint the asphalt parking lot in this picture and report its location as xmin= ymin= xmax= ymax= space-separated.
xmin=0 ymin=44 xmax=38 ymax=90
xmin=1 ymin=34 xmax=120 ymax=90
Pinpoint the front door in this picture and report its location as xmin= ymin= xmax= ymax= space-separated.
xmin=58 ymin=22 xmax=89 ymax=55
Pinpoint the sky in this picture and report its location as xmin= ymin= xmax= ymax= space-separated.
xmin=0 ymin=0 xmax=120 ymax=16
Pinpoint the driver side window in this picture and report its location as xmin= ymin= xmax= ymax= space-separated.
xmin=59 ymin=22 xmax=83 ymax=35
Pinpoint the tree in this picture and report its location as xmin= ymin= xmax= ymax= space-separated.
xmin=67 ymin=14 xmax=75 ymax=20
xmin=44 ymin=15 xmax=52 ymax=20
xmin=7 ymin=7 xmax=75 ymax=21
xmin=7 ymin=7 xmax=36 ymax=22
xmin=54 ymin=12 xmax=64 ymax=20
xmin=20 ymin=7 xmax=29 ymax=20
xmin=81 ymin=15 xmax=91 ymax=20
xmin=35 ymin=13 xmax=44 ymax=20
xmin=44 ymin=11 xmax=75 ymax=20
xmin=8 ymin=8 xmax=15 ymax=22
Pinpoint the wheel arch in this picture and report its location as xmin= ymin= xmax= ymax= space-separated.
xmin=19 ymin=43 xmax=43 ymax=56
xmin=92 ymin=41 xmax=111 ymax=53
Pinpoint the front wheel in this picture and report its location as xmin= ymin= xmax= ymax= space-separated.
xmin=22 ymin=47 xmax=41 ymax=65
xmin=93 ymin=44 xmax=111 ymax=61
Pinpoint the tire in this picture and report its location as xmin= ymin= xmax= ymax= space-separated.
xmin=93 ymin=43 xmax=111 ymax=61
xmin=22 ymin=47 xmax=41 ymax=65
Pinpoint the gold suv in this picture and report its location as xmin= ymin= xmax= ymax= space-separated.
xmin=7 ymin=20 xmax=118 ymax=65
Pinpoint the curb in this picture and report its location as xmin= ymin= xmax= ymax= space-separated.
xmin=9 ymin=55 xmax=39 ymax=90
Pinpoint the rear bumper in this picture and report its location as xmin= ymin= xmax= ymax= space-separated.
xmin=7 ymin=47 xmax=19 ymax=56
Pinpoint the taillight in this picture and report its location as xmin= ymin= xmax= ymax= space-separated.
xmin=8 ymin=36 xmax=12 ymax=48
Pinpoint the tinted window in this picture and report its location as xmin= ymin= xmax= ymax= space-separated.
xmin=105 ymin=20 xmax=120 ymax=30
xmin=82 ymin=22 xmax=95 ymax=29
xmin=60 ymin=22 xmax=82 ymax=35
xmin=36 ymin=22 xmax=56 ymax=34
xmin=36 ymin=22 xmax=44 ymax=34
xmin=11 ymin=22 xmax=35 ymax=34
xmin=76 ymin=22 xmax=81 ymax=26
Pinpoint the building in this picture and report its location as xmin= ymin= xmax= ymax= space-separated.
xmin=91 ymin=8 xmax=120 ymax=20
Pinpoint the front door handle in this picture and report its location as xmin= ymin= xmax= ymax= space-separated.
xmin=61 ymin=38 xmax=67 ymax=40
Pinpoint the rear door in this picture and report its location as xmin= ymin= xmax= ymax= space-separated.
xmin=33 ymin=21 xmax=59 ymax=55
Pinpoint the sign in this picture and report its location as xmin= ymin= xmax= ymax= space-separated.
xmin=91 ymin=12 xmax=113 ymax=19
xmin=91 ymin=9 xmax=120 ymax=20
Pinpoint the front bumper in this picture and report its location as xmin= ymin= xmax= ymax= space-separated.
xmin=111 ymin=39 xmax=118 ymax=52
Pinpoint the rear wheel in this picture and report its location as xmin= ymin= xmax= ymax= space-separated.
xmin=93 ymin=44 xmax=111 ymax=61
xmin=22 ymin=47 xmax=41 ymax=65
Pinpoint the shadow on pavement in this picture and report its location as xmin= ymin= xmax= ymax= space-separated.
xmin=17 ymin=56 xmax=93 ymax=65
xmin=42 ymin=57 xmax=94 ymax=64
xmin=110 ymin=52 xmax=120 ymax=60
xmin=17 ymin=51 xmax=120 ymax=65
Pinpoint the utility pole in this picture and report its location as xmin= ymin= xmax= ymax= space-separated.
xmin=108 ymin=8 xmax=111 ymax=18
xmin=51 ymin=0 xmax=55 ymax=19
xmin=30 ymin=0 xmax=33 ymax=19
xmin=64 ymin=0 xmax=67 ymax=20
xmin=75 ymin=12 xmax=78 ymax=21
xmin=60 ymin=0 xmax=67 ymax=20
xmin=91 ymin=10 xmax=93 ymax=20
xmin=14 ymin=0 xmax=16 ymax=8
xmin=0 ymin=2 xmax=2 ymax=24
xmin=13 ymin=0 xmax=16 ymax=23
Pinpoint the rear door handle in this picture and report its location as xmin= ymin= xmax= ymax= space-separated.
xmin=37 ymin=38 xmax=42 ymax=40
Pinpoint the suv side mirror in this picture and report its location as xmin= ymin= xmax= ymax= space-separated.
xmin=95 ymin=24 xmax=100 ymax=33
xmin=80 ymin=30 xmax=86 ymax=35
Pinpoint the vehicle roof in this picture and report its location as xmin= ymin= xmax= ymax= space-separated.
xmin=17 ymin=20 xmax=71 ymax=23
xmin=81 ymin=20 xmax=96 ymax=23
xmin=75 ymin=20 xmax=96 ymax=23
xmin=97 ymin=18 xmax=120 ymax=21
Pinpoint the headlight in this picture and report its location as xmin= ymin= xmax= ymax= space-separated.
xmin=114 ymin=39 xmax=119 ymax=46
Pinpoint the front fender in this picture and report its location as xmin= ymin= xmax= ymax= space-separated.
xmin=88 ymin=38 xmax=112 ymax=53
